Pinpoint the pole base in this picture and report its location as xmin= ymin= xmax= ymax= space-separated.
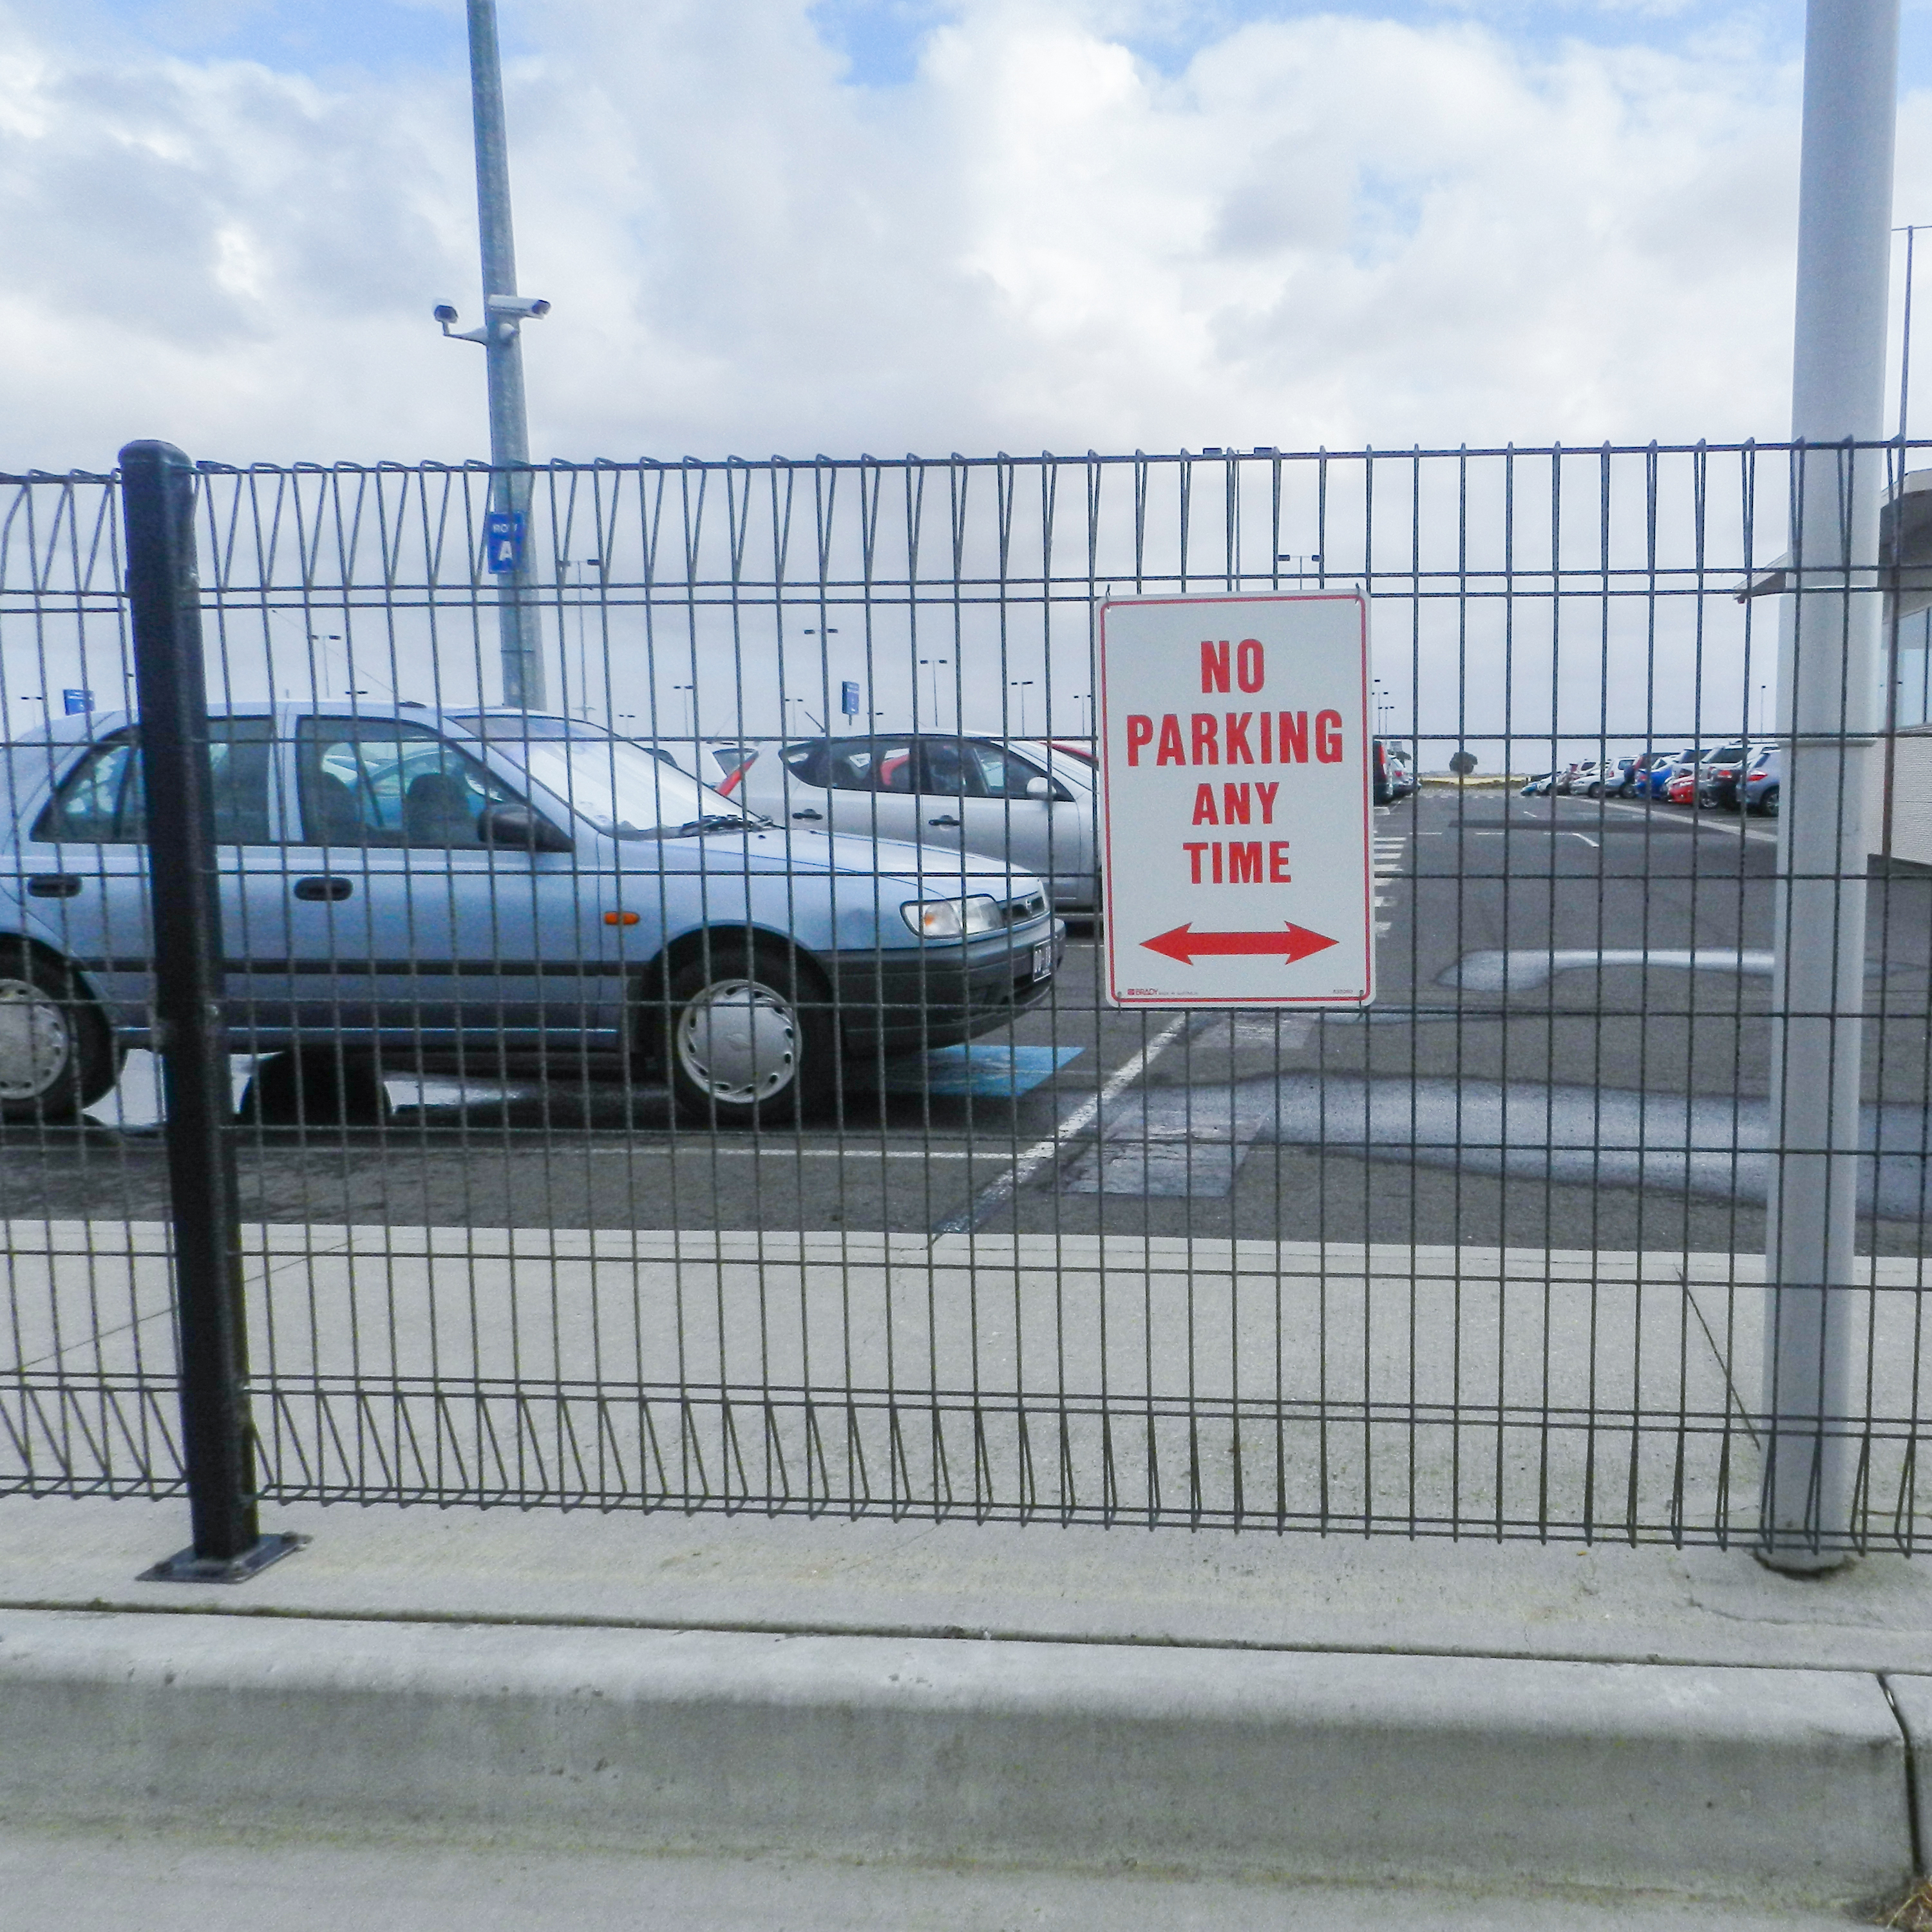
xmin=138 ymin=1531 xmax=308 ymax=1586
xmin=1753 ymin=1542 xmax=1855 ymax=1578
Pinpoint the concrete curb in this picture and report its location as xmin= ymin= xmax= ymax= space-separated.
xmin=1881 ymin=1674 xmax=1932 ymax=1873
xmin=0 ymin=1609 xmax=1913 ymax=1903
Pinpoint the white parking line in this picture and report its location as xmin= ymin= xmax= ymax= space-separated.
xmin=1598 ymin=799 xmax=1777 ymax=844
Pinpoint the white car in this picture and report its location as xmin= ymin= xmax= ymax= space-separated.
xmin=734 ymin=734 xmax=1098 ymax=912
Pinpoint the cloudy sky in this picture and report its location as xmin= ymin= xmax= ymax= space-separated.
xmin=4 ymin=0 xmax=1931 ymax=472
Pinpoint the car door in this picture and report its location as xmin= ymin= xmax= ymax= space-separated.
xmin=917 ymin=737 xmax=1092 ymax=905
xmin=21 ymin=717 xmax=285 ymax=1045
xmin=275 ymin=715 xmax=610 ymax=1056
xmin=811 ymin=736 xmax=925 ymax=853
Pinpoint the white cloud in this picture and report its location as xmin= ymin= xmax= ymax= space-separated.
xmin=0 ymin=0 xmax=1909 ymax=471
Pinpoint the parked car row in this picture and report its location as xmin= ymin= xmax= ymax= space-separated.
xmin=1519 ymin=745 xmax=1779 ymax=816
xmin=0 ymin=706 xmax=1065 ymax=1128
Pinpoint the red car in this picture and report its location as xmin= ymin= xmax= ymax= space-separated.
xmin=1665 ymin=768 xmax=1698 ymax=804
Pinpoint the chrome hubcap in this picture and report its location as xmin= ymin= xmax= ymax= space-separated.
xmin=676 ymin=978 xmax=799 ymax=1105
xmin=0 ymin=976 xmax=72 ymax=1101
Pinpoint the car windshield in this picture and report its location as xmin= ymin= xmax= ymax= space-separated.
xmin=489 ymin=732 xmax=757 ymax=838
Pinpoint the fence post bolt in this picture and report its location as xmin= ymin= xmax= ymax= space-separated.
xmin=119 ymin=439 xmax=303 ymax=1585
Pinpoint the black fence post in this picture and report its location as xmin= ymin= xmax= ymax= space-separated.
xmin=120 ymin=439 xmax=301 ymax=1584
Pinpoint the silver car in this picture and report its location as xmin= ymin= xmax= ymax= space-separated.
xmin=734 ymin=733 xmax=1099 ymax=911
xmin=0 ymin=704 xmax=1063 ymax=1126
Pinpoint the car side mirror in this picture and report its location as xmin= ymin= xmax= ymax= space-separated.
xmin=1026 ymin=776 xmax=1051 ymax=799
xmin=481 ymin=802 xmax=573 ymax=853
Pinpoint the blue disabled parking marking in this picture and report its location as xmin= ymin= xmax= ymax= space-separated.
xmin=876 ymin=1045 xmax=1083 ymax=1098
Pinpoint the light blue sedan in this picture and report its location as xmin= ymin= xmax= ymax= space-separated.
xmin=0 ymin=704 xmax=1063 ymax=1125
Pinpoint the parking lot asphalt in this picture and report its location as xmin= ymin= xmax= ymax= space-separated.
xmin=5 ymin=785 xmax=1928 ymax=1252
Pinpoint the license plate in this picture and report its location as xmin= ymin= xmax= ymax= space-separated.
xmin=1032 ymin=942 xmax=1054 ymax=981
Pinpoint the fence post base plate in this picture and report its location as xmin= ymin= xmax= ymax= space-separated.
xmin=138 ymin=1532 xmax=308 ymax=1586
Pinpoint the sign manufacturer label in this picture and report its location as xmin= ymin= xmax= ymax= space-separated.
xmin=1097 ymin=591 xmax=1374 ymax=1008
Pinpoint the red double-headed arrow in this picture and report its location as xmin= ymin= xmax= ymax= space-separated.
xmin=1141 ymin=922 xmax=1339 ymax=966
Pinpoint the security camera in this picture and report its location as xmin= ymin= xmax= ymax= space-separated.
xmin=485 ymin=295 xmax=551 ymax=319
xmin=435 ymin=303 xmax=489 ymax=345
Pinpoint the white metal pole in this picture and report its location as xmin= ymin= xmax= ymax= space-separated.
xmin=467 ymin=0 xmax=545 ymax=709
xmin=1760 ymin=0 xmax=1900 ymax=1573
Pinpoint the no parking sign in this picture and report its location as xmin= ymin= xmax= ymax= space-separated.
xmin=1097 ymin=591 xmax=1374 ymax=1008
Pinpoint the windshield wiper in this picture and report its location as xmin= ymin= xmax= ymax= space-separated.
xmin=663 ymin=813 xmax=763 ymax=837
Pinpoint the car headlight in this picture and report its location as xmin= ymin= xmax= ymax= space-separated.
xmin=902 ymin=894 xmax=1002 ymax=939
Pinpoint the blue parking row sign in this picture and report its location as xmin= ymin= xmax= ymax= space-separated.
xmin=62 ymin=688 xmax=93 ymax=715
xmin=484 ymin=511 xmax=525 ymax=574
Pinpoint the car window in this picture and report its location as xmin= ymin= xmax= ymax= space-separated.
xmin=33 ymin=718 xmax=276 ymax=844
xmin=918 ymin=738 xmax=988 ymax=799
xmin=818 ymin=737 xmax=916 ymax=793
xmin=297 ymin=717 xmax=518 ymax=847
xmin=960 ymin=740 xmax=1050 ymax=800
xmin=779 ymin=741 xmax=831 ymax=787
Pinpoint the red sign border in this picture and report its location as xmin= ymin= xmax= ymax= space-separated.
xmin=1097 ymin=589 xmax=1376 ymax=1010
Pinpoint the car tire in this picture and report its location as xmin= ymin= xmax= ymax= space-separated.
xmin=1759 ymin=785 xmax=1779 ymax=819
xmin=0 ymin=948 xmax=117 ymax=1124
xmin=661 ymin=936 xmax=837 ymax=1127
xmin=238 ymin=1046 xmax=392 ymax=1128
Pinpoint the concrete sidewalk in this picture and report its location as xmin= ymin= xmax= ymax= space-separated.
xmin=5 ymin=1491 xmax=1932 ymax=1928
xmin=7 ymin=1224 xmax=1932 ymax=1926
xmin=0 ymin=1824 xmax=1893 ymax=1932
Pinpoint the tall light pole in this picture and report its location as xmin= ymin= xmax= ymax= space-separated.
xmin=919 ymin=656 xmax=949 ymax=730
xmin=1759 ymin=0 xmax=1901 ymax=1574
xmin=1009 ymin=679 xmax=1034 ymax=737
xmin=435 ymin=0 xmax=549 ymax=710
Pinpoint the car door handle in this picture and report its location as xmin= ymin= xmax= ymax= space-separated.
xmin=927 ymin=815 xmax=962 ymax=828
xmin=292 ymin=875 xmax=354 ymax=902
xmin=26 ymin=873 xmax=84 ymax=898
xmin=790 ymin=808 xmax=823 ymax=821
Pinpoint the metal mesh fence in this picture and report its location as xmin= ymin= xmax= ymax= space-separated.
xmin=1 ymin=440 xmax=1926 ymax=1548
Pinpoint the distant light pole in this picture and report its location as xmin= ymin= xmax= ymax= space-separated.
xmin=673 ymin=682 xmax=696 ymax=739
xmin=1009 ymin=679 xmax=1035 ymax=737
xmin=802 ymin=625 xmax=839 ymax=731
xmin=433 ymin=0 xmax=551 ymax=710
xmin=1278 ymin=551 xmax=1322 ymax=585
xmin=308 ymin=631 xmax=342 ymax=701
xmin=918 ymin=656 xmax=949 ymax=730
